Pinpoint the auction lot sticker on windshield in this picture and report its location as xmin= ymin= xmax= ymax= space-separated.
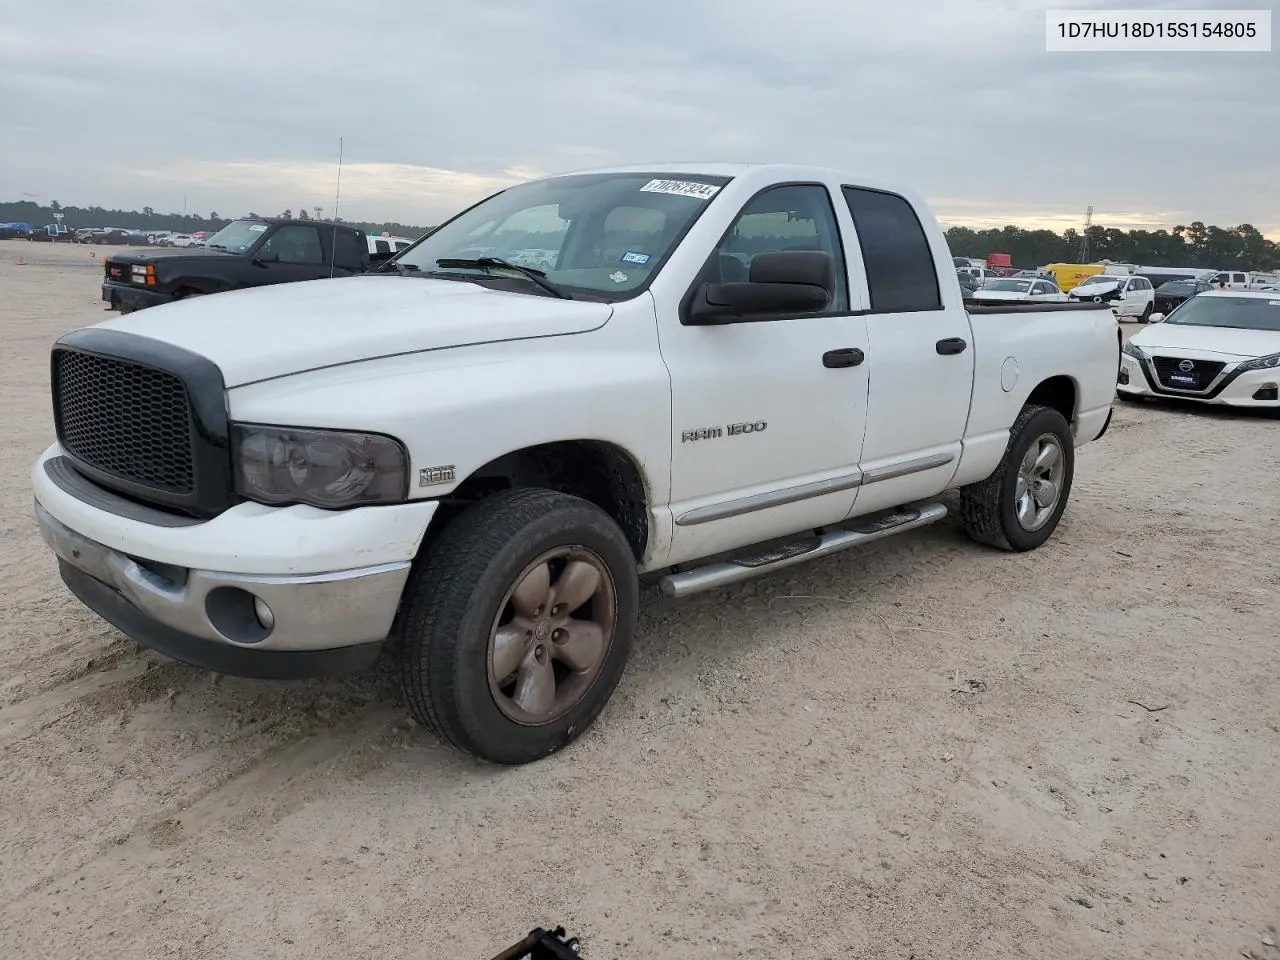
xmin=248 ymin=224 xmax=268 ymax=231
xmin=640 ymin=179 xmax=721 ymax=200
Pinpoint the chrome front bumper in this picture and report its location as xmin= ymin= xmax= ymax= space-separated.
xmin=36 ymin=501 xmax=410 ymax=677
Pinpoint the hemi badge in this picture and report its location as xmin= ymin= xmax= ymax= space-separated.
xmin=418 ymin=465 xmax=456 ymax=486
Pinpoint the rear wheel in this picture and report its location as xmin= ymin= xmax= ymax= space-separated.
xmin=397 ymin=489 xmax=638 ymax=765
xmin=960 ymin=404 xmax=1075 ymax=552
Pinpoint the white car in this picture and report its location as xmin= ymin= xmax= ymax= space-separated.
xmin=167 ymin=234 xmax=199 ymax=248
xmin=969 ymin=278 xmax=1068 ymax=303
xmin=1069 ymin=273 xmax=1156 ymax=321
xmin=31 ymin=161 xmax=1119 ymax=764
xmin=1118 ymin=291 xmax=1280 ymax=408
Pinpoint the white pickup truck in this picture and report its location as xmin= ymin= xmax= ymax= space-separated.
xmin=32 ymin=163 xmax=1119 ymax=764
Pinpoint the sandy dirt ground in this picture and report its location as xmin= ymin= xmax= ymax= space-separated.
xmin=0 ymin=238 xmax=1277 ymax=960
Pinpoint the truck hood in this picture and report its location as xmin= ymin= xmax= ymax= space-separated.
xmin=93 ymin=275 xmax=613 ymax=386
xmin=107 ymin=248 xmax=239 ymax=266
xmin=1132 ymin=321 xmax=1280 ymax=360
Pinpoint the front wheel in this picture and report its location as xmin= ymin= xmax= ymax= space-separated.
xmin=397 ymin=489 xmax=638 ymax=764
xmin=959 ymin=404 xmax=1075 ymax=552
xmin=1139 ymin=302 xmax=1153 ymax=322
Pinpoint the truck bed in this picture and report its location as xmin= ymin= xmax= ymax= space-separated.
xmin=964 ymin=300 xmax=1114 ymax=315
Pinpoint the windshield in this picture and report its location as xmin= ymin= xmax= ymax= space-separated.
xmin=203 ymin=219 xmax=270 ymax=253
xmin=391 ymin=172 xmax=731 ymax=298
xmin=983 ymin=279 xmax=1032 ymax=292
xmin=1164 ymin=295 xmax=1280 ymax=331
xmin=1156 ymin=281 xmax=1194 ymax=294
xmin=1077 ymin=275 xmax=1120 ymax=287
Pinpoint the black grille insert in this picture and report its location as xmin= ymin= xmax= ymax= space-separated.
xmin=1151 ymin=356 xmax=1225 ymax=392
xmin=52 ymin=349 xmax=195 ymax=494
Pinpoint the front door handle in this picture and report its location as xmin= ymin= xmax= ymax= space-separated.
xmin=822 ymin=347 xmax=865 ymax=368
xmin=936 ymin=338 xmax=967 ymax=355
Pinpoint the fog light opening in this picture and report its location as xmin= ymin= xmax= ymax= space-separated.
xmin=205 ymin=586 xmax=273 ymax=644
xmin=1118 ymin=370 xmax=1130 ymax=385
xmin=1251 ymin=383 xmax=1278 ymax=401
xmin=253 ymin=597 xmax=275 ymax=630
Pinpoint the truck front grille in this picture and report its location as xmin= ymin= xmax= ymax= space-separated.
xmin=52 ymin=349 xmax=196 ymax=495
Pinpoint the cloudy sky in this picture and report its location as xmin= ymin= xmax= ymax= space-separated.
xmin=2 ymin=0 xmax=1276 ymax=235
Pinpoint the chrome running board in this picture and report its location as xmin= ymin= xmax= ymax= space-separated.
xmin=658 ymin=501 xmax=949 ymax=599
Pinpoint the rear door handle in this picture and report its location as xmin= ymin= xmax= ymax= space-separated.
xmin=822 ymin=347 xmax=865 ymax=368
xmin=936 ymin=338 xmax=967 ymax=355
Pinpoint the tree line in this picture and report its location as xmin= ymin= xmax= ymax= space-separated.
xmin=4 ymin=197 xmax=1277 ymax=270
xmin=0 ymin=199 xmax=433 ymax=242
xmin=944 ymin=222 xmax=1279 ymax=271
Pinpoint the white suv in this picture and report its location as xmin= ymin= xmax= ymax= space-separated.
xmin=1070 ymin=273 xmax=1155 ymax=321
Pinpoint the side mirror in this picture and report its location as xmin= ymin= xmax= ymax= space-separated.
xmin=253 ymin=251 xmax=279 ymax=265
xmin=687 ymin=251 xmax=835 ymax=325
xmin=1148 ymin=312 xmax=1165 ymax=323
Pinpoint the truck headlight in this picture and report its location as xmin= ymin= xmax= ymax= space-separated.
xmin=1236 ymin=352 xmax=1280 ymax=372
xmin=231 ymin=424 xmax=409 ymax=508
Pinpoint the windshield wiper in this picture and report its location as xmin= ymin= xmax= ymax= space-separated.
xmin=434 ymin=257 xmax=572 ymax=299
xmin=207 ymin=243 xmax=229 ymax=251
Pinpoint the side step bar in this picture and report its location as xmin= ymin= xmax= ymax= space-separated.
xmin=658 ymin=501 xmax=948 ymax=599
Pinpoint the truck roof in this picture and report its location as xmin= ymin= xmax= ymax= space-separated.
xmin=546 ymin=161 xmax=918 ymax=198
xmin=240 ymin=216 xmax=365 ymax=234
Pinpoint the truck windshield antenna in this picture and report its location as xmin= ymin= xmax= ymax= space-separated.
xmin=330 ymin=136 xmax=344 ymax=278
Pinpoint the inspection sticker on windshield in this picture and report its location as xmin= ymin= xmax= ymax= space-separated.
xmin=620 ymin=251 xmax=650 ymax=265
xmin=609 ymin=271 xmax=628 ymax=284
xmin=248 ymin=224 xmax=268 ymax=232
xmin=640 ymin=179 xmax=721 ymax=200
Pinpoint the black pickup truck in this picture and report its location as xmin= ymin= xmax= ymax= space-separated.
xmin=101 ymin=218 xmax=375 ymax=313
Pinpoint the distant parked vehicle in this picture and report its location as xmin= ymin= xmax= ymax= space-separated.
xmin=1210 ymin=270 xmax=1279 ymax=291
xmin=1042 ymin=262 xmax=1107 ymax=293
xmin=101 ymin=217 xmax=374 ymax=313
xmin=30 ymin=224 xmax=73 ymax=242
xmin=970 ymin=277 xmax=1069 ymax=303
xmin=0 ymin=222 xmax=34 ymax=239
xmin=86 ymin=229 xmax=133 ymax=245
xmin=1069 ymin=273 xmax=1156 ymax=321
xmin=1153 ymin=278 xmax=1213 ymax=316
xmin=957 ymin=265 xmax=1001 ymax=287
xmin=166 ymin=234 xmax=199 ymax=248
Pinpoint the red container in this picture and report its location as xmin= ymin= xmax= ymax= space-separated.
xmin=987 ymin=252 xmax=1012 ymax=268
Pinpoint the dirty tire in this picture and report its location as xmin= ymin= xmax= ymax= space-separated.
xmin=1139 ymin=302 xmax=1153 ymax=322
xmin=959 ymin=404 xmax=1075 ymax=552
xmin=397 ymin=488 xmax=638 ymax=765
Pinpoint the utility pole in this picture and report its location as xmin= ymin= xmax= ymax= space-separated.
xmin=1077 ymin=205 xmax=1093 ymax=263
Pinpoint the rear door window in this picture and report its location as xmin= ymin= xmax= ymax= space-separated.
xmin=841 ymin=186 xmax=941 ymax=313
